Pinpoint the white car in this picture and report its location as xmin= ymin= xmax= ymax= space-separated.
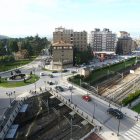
xmin=40 ymin=72 xmax=45 ymax=76
xmin=65 ymin=85 xmax=73 ymax=90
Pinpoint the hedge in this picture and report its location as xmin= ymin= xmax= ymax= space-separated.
xmin=122 ymin=90 xmax=140 ymax=106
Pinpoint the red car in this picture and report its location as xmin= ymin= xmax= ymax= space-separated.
xmin=82 ymin=95 xmax=91 ymax=101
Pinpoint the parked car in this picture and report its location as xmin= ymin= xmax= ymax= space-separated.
xmin=71 ymin=70 xmax=77 ymax=73
xmin=40 ymin=72 xmax=45 ymax=76
xmin=15 ymin=69 xmax=21 ymax=74
xmin=62 ymin=70 xmax=68 ymax=72
xmin=55 ymin=86 xmax=64 ymax=92
xmin=47 ymin=81 xmax=53 ymax=85
xmin=82 ymin=95 xmax=91 ymax=102
xmin=52 ymin=70 xmax=58 ymax=73
xmin=65 ymin=85 xmax=73 ymax=90
xmin=107 ymin=108 xmax=123 ymax=119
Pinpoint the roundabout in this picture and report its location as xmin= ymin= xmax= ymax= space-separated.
xmin=0 ymin=74 xmax=39 ymax=88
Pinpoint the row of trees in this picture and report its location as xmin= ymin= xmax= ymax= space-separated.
xmin=0 ymin=34 xmax=51 ymax=58
xmin=74 ymin=49 xmax=93 ymax=64
xmin=0 ymin=55 xmax=15 ymax=64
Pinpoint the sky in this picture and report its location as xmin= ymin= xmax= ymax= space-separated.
xmin=0 ymin=0 xmax=140 ymax=38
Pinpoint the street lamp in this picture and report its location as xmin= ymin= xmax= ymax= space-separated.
xmin=117 ymin=101 xmax=122 ymax=136
xmin=33 ymin=67 xmax=36 ymax=93
xmin=70 ymin=89 xmax=74 ymax=104
xmin=44 ymin=81 xmax=46 ymax=91
xmin=93 ymin=99 xmax=97 ymax=119
xmin=6 ymin=92 xmax=13 ymax=106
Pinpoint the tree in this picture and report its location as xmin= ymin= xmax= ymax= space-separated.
xmin=9 ymin=40 xmax=19 ymax=52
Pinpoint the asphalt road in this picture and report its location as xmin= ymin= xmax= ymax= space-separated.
xmin=0 ymin=51 xmax=139 ymax=137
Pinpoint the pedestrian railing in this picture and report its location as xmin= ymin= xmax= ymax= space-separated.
xmin=0 ymin=100 xmax=23 ymax=140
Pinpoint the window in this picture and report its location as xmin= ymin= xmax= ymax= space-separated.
xmin=54 ymin=47 xmax=56 ymax=49
xmin=69 ymin=46 xmax=72 ymax=49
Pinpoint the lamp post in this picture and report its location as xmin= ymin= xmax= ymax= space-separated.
xmin=6 ymin=92 xmax=12 ymax=106
xmin=44 ymin=81 xmax=46 ymax=91
xmin=93 ymin=99 xmax=97 ymax=119
xmin=33 ymin=67 xmax=36 ymax=93
xmin=13 ymin=91 xmax=16 ymax=99
xmin=70 ymin=89 xmax=74 ymax=104
xmin=117 ymin=101 xmax=122 ymax=136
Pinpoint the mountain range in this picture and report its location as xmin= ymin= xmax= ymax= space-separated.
xmin=0 ymin=35 xmax=10 ymax=39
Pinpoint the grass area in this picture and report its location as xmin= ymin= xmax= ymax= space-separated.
xmin=42 ymin=67 xmax=61 ymax=72
xmin=72 ymin=79 xmax=80 ymax=86
xmin=42 ymin=67 xmax=53 ymax=72
xmin=0 ymin=74 xmax=39 ymax=87
xmin=0 ymin=56 xmax=38 ymax=72
xmin=131 ymin=102 xmax=140 ymax=113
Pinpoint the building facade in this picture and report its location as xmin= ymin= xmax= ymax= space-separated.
xmin=116 ymin=37 xmax=132 ymax=55
xmin=52 ymin=41 xmax=73 ymax=69
xmin=53 ymin=26 xmax=87 ymax=52
xmin=116 ymin=31 xmax=130 ymax=38
xmin=89 ymin=28 xmax=117 ymax=52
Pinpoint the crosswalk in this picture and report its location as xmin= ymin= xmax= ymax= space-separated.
xmin=123 ymin=124 xmax=140 ymax=140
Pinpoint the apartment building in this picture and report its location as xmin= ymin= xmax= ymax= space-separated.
xmin=116 ymin=31 xmax=130 ymax=38
xmin=116 ymin=36 xmax=132 ymax=55
xmin=52 ymin=41 xmax=73 ymax=69
xmin=53 ymin=26 xmax=87 ymax=52
xmin=89 ymin=28 xmax=117 ymax=52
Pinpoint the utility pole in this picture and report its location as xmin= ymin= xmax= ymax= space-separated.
xmin=52 ymin=107 xmax=60 ymax=128
xmin=63 ymin=115 xmax=81 ymax=140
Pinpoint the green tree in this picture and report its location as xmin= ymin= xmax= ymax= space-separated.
xmin=9 ymin=40 xmax=19 ymax=52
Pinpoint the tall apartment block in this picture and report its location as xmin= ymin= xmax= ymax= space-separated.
xmin=116 ymin=31 xmax=136 ymax=54
xmin=53 ymin=26 xmax=87 ymax=52
xmin=116 ymin=36 xmax=132 ymax=55
xmin=89 ymin=28 xmax=117 ymax=52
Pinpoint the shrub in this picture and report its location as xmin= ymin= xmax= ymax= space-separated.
xmin=30 ymin=71 xmax=32 ymax=75
xmin=24 ymin=78 xmax=26 ymax=83
xmin=11 ymin=71 xmax=13 ymax=75
xmin=122 ymin=90 xmax=140 ymax=106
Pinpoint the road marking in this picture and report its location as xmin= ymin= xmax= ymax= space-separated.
xmin=123 ymin=135 xmax=132 ymax=140
xmin=98 ymin=109 xmax=105 ymax=114
xmin=124 ymin=133 xmax=137 ymax=140
xmin=125 ymin=131 xmax=140 ymax=139
xmin=136 ymin=124 xmax=140 ymax=128
xmin=132 ymin=126 xmax=140 ymax=133
xmin=120 ymin=123 xmax=127 ymax=128
xmin=129 ymin=129 xmax=140 ymax=136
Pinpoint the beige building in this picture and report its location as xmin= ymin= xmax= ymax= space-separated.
xmin=81 ymin=67 xmax=90 ymax=77
xmin=52 ymin=41 xmax=73 ymax=69
xmin=116 ymin=37 xmax=132 ymax=55
xmin=53 ymin=26 xmax=87 ymax=52
xmin=131 ymin=40 xmax=136 ymax=51
xmin=116 ymin=31 xmax=130 ymax=38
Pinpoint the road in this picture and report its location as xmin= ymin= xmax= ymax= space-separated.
xmin=0 ymin=50 xmax=140 ymax=139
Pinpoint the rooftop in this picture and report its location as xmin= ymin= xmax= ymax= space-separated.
xmin=52 ymin=41 xmax=73 ymax=47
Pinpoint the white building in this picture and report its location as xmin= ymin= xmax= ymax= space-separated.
xmin=89 ymin=28 xmax=117 ymax=52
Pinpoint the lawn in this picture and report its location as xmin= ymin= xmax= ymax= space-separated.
xmin=131 ymin=102 xmax=140 ymax=114
xmin=42 ymin=67 xmax=53 ymax=72
xmin=0 ymin=56 xmax=37 ymax=72
xmin=0 ymin=74 xmax=39 ymax=87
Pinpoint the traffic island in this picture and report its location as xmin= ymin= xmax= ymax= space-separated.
xmin=0 ymin=74 xmax=39 ymax=87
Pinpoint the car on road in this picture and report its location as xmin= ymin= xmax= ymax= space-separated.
xmin=15 ymin=69 xmax=21 ymax=74
xmin=55 ymin=86 xmax=64 ymax=92
xmin=107 ymin=108 xmax=123 ymax=119
xmin=82 ymin=95 xmax=91 ymax=102
xmin=40 ymin=72 xmax=45 ymax=76
xmin=62 ymin=70 xmax=68 ymax=73
xmin=52 ymin=70 xmax=58 ymax=73
xmin=65 ymin=85 xmax=73 ymax=90
xmin=71 ymin=70 xmax=77 ymax=73
xmin=47 ymin=81 xmax=53 ymax=85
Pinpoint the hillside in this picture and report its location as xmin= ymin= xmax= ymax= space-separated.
xmin=0 ymin=35 xmax=10 ymax=39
